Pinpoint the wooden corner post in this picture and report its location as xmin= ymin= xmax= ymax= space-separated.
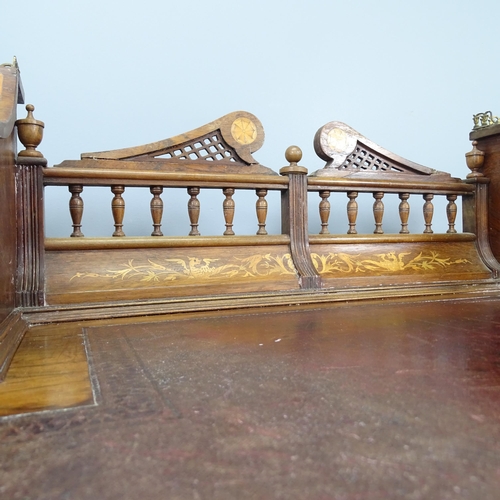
xmin=15 ymin=104 xmax=46 ymax=307
xmin=463 ymin=131 xmax=500 ymax=277
xmin=280 ymin=146 xmax=321 ymax=289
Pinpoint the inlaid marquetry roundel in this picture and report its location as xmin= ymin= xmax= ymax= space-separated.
xmin=231 ymin=117 xmax=257 ymax=145
xmin=326 ymin=127 xmax=357 ymax=156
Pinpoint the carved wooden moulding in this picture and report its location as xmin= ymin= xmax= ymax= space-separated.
xmin=312 ymin=121 xmax=454 ymax=181
xmin=56 ymin=111 xmax=274 ymax=175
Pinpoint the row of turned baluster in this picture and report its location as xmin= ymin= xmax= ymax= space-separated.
xmin=318 ymin=191 xmax=458 ymax=235
xmin=68 ymin=185 xmax=269 ymax=237
xmin=68 ymin=185 xmax=458 ymax=237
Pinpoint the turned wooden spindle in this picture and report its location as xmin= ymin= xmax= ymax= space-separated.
xmin=398 ymin=193 xmax=410 ymax=234
xmin=255 ymin=188 xmax=268 ymax=235
xmin=223 ymin=187 xmax=235 ymax=235
xmin=187 ymin=187 xmax=201 ymax=236
xmin=111 ymin=185 xmax=126 ymax=237
xmin=150 ymin=186 xmax=164 ymax=236
xmin=373 ymin=192 xmax=384 ymax=234
xmin=446 ymin=194 xmax=458 ymax=234
xmin=347 ymin=191 xmax=358 ymax=235
xmin=69 ymin=185 xmax=84 ymax=237
xmin=423 ymin=193 xmax=434 ymax=234
xmin=319 ymin=191 xmax=331 ymax=234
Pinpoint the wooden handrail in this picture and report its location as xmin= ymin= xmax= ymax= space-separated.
xmin=307 ymin=177 xmax=473 ymax=195
xmin=43 ymin=167 xmax=289 ymax=189
xmin=45 ymin=235 xmax=291 ymax=251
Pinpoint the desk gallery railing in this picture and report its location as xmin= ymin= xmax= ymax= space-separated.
xmin=3 ymin=61 xmax=500 ymax=380
xmin=9 ymin=106 xmax=497 ymax=312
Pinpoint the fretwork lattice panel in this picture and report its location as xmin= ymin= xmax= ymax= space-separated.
xmin=340 ymin=146 xmax=404 ymax=173
xmin=157 ymin=132 xmax=239 ymax=162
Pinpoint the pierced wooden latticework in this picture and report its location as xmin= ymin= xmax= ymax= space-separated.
xmin=61 ymin=111 xmax=276 ymax=175
xmin=312 ymin=121 xmax=453 ymax=181
xmin=341 ymin=144 xmax=405 ymax=173
xmin=339 ymin=144 xmax=404 ymax=173
xmin=153 ymin=131 xmax=240 ymax=163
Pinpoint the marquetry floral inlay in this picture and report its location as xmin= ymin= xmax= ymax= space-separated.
xmin=231 ymin=117 xmax=257 ymax=145
xmin=312 ymin=251 xmax=470 ymax=275
xmin=70 ymin=254 xmax=296 ymax=283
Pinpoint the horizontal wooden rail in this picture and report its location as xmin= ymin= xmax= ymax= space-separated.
xmin=45 ymin=235 xmax=291 ymax=251
xmin=307 ymin=177 xmax=474 ymax=195
xmin=43 ymin=167 xmax=289 ymax=190
xmin=309 ymin=233 xmax=476 ymax=244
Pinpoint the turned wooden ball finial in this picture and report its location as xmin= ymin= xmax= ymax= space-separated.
xmin=465 ymin=140 xmax=485 ymax=179
xmin=16 ymin=104 xmax=45 ymax=158
xmin=285 ymin=145 xmax=303 ymax=165
xmin=280 ymin=146 xmax=308 ymax=176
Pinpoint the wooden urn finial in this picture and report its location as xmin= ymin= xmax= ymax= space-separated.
xmin=16 ymin=104 xmax=45 ymax=158
xmin=465 ymin=140 xmax=485 ymax=179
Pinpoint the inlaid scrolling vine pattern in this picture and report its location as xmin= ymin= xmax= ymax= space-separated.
xmin=70 ymin=254 xmax=297 ymax=283
xmin=312 ymin=251 xmax=470 ymax=275
xmin=70 ymin=251 xmax=470 ymax=283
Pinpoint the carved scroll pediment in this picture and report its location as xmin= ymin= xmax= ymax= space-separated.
xmin=312 ymin=121 xmax=452 ymax=181
xmin=70 ymin=111 xmax=276 ymax=175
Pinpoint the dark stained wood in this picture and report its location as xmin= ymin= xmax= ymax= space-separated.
xmin=4 ymin=299 xmax=500 ymax=499
xmin=469 ymin=128 xmax=500 ymax=263
xmin=69 ymin=185 xmax=84 ymax=237
xmin=35 ymin=114 xmax=500 ymax=307
xmin=44 ymin=243 xmax=300 ymax=304
xmin=111 ymin=185 xmax=126 ymax=237
xmin=372 ymin=191 xmax=384 ymax=234
xmin=3 ymin=74 xmax=500 ymax=387
xmin=255 ymin=188 xmax=268 ymax=235
xmin=313 ymin=120 xmax=457 ymax=181
xmin=56 ymin=111 xmax=275 ymax=176
xmin=15 ymin=157 xmax=46 ymax=307
xmin=465 ymin=177 xmax=500 ymax=278
xmin=310 ymin=238 xmax=491 ymax=289
xmin=222 ymin=187 xmax=235 ymax=235
xmin=346 ymin=191 xmax=358 ymax=234
xmin=0 ymin=312 xmax=28 ymax=382
xmin=149 ymin=186 xmax=163 ymax=236
xmin=318 ymin=190 xmax=330 ymax=234
xmin=398 ymin=193 xmax=410 ymax=234
xmin=446 ymin=194 xmax=457 ymax=233
xmin=187 ymin=187 xmax=201 ymax=236
xmin=423 ymin=193 xmax=434 ymax=234
xmin=0 ymin=62 xmax=32 ymax=381
xmin=0 ymin=63 xmax=22 ymax=323
xmin=280 ymin=147 xmax=321 ymax=289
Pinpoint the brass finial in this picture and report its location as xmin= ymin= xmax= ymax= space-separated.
xmin=16 ymin=104 xmax=45 ymax=158
xmin=465 ymin=140 xmax=485 ymax=178
xmin=472 ymin=111 xmax=499 ymax=130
